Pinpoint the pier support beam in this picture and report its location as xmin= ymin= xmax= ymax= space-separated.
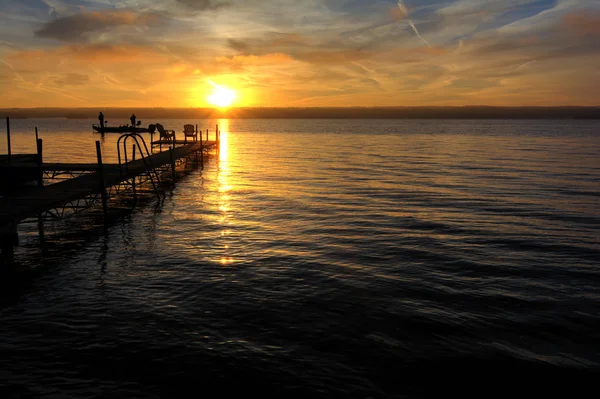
xmin=95 ymin=141 xmax=108 ymax=219
xmin=200 ymin=139 xmax=204 ymax=169
xmin=6 ymin=117 xmax=11 ymax=163
xmin=169 ymin=148 xmax=176 ymax=182
xmin=37 ymin=138 xmax=44 ymax=187
xmin=131 ymin=144 xmax=137 ymax=196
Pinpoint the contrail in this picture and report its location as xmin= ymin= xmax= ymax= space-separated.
xmin=398 ymin=0 xmax=431 ymax=47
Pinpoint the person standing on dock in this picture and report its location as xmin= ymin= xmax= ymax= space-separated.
xmin=98 ymin=112 xmax=105 ymax=129
xmin=130 ymin=114 xmax=136 ymax=127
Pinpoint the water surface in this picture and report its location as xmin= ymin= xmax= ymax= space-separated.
xmin=1 ymin=119 xmax=599 ymax=397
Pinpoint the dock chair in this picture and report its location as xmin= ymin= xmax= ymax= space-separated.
xmin=154 ymin=123 xmax=175 ymax=151
xmin=155 ymin=123 xmax=175 ymax=141
xmin=183 ymin=124 xmax=197 ymax=143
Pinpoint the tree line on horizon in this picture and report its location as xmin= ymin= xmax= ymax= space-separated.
xmin=2 ymin=106 xmax=600 ymax=119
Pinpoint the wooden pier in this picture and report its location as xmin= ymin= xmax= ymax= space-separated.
xmin=1 ymin=119 xmax=221 ymax=262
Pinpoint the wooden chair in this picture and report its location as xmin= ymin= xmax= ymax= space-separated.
xmin=153 ymin=123 xmax=175 ymax=151
xmin=155 ymin=123 xmax=174 ymax=141
xmin=183 ymin=124 xmax=197 ymax=143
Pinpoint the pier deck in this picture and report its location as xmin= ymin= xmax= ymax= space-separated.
xmin=0 ymin=140 xmax=217 ymax=235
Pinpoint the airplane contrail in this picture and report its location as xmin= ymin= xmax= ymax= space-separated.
xmin=398 ymin=0 xmax=431 ymax=47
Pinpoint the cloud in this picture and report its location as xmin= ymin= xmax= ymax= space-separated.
xmin=436 ymin=0 xmax=539 ymax=16
xmin=294 ymin=48 xmax=373 ymax=64
xmin=397 ymin=1 xmax=431 ymax=47
xmin=9 ymin=43 xmax=162 ymax=64
xmin=216 ymin=53 xmax=293 ymax=66
xmin=34 ymin=10 xmax=158 ymax=42
xmin=53 ymin=73 xmax=89 ymax=86
xmin=562 ymin=10 xmax=600 ymax=37
xmin=227 ymin=33 xmax=308 ymax=54
xmin=175 ymin=0 xmax=230 ymax=11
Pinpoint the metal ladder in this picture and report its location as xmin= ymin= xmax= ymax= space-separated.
xmin=116 ymin=133 xmax=162 ymax=199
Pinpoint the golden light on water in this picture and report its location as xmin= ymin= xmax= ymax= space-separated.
xmin=217 ymin=119 xmax=232 ymax=266
xmin=218 ymin=119 xmax=229 ymax=163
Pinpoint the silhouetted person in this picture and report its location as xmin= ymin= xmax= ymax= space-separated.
xmin=130 ymin=114 xmax=136 ymax=127
xmin=98 ymin=112 xmax=105 ymax=129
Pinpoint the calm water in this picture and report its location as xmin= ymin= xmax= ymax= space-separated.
xmin=1 ymin=119 xmax=599 ymax=397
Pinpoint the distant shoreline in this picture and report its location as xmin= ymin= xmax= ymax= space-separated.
xmin=2 ymin=106 xmax=600 ymax=120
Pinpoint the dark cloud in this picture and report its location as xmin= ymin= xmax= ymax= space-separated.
xmin=34 ymin=10 xmax=158 ymax=42
xmin=227 ymin=39 xmax=251 ymax=52
xmin=226 ymin=32 xmax=379 ymax=66
xmin=175 ymin=0 xmax=230 ymax=11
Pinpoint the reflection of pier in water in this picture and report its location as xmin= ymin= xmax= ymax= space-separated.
xmin=0 ymin=119 xmax=221 ymax=264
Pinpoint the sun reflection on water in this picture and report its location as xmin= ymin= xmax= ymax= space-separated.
xmin=216 ymin=119 xmax=233 ymax=265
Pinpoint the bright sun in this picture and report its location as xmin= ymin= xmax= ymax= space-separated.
xmin=207 ymin=81 xmax=236 ymax=107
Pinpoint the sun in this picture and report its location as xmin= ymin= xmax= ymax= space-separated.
xmin=207 ymin=81 xmax=236 ymax=107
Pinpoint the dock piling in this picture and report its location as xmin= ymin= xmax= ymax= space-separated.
xmin=6 ymin=117 xmax=11 ymax=163
xmin=132 ymin=144 xmax=137 ymax=195
xmin=169 ymin=148 xmax=176 ymax=181
xmin=200 ymin=139 xmax=204 ymax=169
xmin=95 ymin=141 xmax=108 ymax=218
xmin=36 ymin=138 xmax=44 ymax=187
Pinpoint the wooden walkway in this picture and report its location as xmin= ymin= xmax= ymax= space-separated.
xmin=0 ymin=140 xmax=217 ymax=236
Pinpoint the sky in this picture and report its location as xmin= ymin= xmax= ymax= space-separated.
xmin=1 ymin=0 xmax=599 ymax=107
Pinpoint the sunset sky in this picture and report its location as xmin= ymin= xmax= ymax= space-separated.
xmin=1 ymin=0 xmax=599 ymax=107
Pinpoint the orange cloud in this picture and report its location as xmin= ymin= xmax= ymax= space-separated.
xmin=9 ymin=43 xmax=160 ymax=64
xmin=295 ymin=49 xmax=373 ymax=64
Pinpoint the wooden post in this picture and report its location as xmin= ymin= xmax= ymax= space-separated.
xmin=169 ymin=148 xmax=176 ymax=182
xmin=96 ymin=141 xmax=108 ymax=218
xmin=131 ymin=144 xmax=136 ymax=195
xmin=36 ymin=138 xmax=43 ymax=187
xmin=195 ymin=124 xmax=198 ymax=142
xmin=35 ymin=127 xmax=39 ymax=141
xmin=200 ymin=139 xmax=204 ymax=169
xmin=216 ymin=124 xmax=219 ymax=142
xmin=206 ymin=129 xmax=209 ymax=142
xmin=6 ymin=117 xmax=11 ymax=163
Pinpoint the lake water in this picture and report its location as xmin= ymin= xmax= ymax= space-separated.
xmin=1 ymin=119 xmax=599 ymax=397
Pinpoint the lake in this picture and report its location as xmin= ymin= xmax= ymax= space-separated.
xmin=1 ymin=118 xmax=599 ymax=397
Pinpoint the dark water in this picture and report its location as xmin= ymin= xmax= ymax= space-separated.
xmin=1 ymin=119 xmax=599 ymax=397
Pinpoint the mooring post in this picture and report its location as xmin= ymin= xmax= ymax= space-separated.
xmin=131 ymin=144 xmax=137 ymax=195
xmin=200 ymin=139 xmax=204 ymax=169
xmin=6 ymin=117 xmax=11 ymax=163
xmin=95 ymin=141 xmax=108 ymax=218
xmin=206 ymin=129 xmax=209 ymax=142
xmin=36 ymin=138 xmax=43 ymax=187
xmin=169 ymin=148 xmax=176 ymax=182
